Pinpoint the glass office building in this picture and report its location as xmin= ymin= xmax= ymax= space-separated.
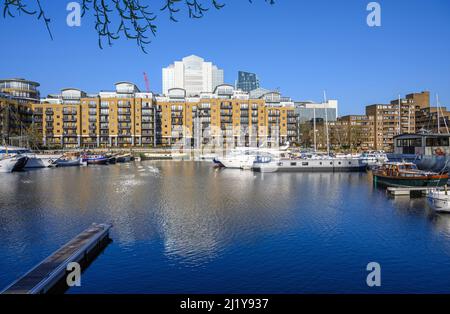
xmin=236 ymin=71 xmax=260 ymax=93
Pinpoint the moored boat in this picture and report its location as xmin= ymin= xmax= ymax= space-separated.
xmin=24 ymin=154 xmax=62 ymax=168
xmin=116 ymin=153 xmax=132 ymax=163
xmin=0 ymin=155 xmax=28 ymax=173
xmin=82 ymin=154 xmax=109 ymax=165
xmin=359 ymin=151 xmax=389 ymax=167
xmin=55 ymin=157 xmax=87 ymax=167
xmin=0 ymin=145 xmax=61 ymax=168
xmin=252 ymin=155 xmax=367 ymax=173
xmin=372 ymin=162 xmax=449 ymax=187
xmin=427 ymin=187 xmax=450 ymax=213
xmin=215 ymin=147 xmax=288 ymax=170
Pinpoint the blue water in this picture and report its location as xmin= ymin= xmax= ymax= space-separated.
xmin=1 ymin=161 xmax=450 ymax=293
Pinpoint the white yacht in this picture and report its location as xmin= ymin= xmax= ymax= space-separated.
xmin=214 ymin=145 xmax=289 ymax=170
xmin=427 ymin=188 xmax=450 ymax=213
xmin=358 ymin=151 xmax=389 ymax=166
xmin=214 ymin=150 xmax=260 ymax=169
xmin=0 ymin=146 xmax=61 ymax=168
xmin=0 ymin=154 xmax=29 ymax=173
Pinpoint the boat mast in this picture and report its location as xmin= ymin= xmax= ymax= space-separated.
xmin=313 ymin=107 xmax=317 ymax=152
xmin=398 ymin=94 xmax=401 ymax=135
xmin=437 ymin=94 xmax=449 ymax=134
xmin=324 ymin=91 xmax=330 ymax=156
xmin=408 ymin=99 xmax=411 ymax=134
xmin=437 ymin=94 xmax=441 ymax=134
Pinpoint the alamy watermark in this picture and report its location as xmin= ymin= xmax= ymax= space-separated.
xmin=64 ymin=1 xmax=382 ymax=28
xmin=366 ymin=262 xmax=381 ymax=287
xmin=66 ymin=2 xmax=81 ymax=27
xmin=66 ymin=262 xmax=81 ymax=287
xmin=367 ymin=2 xmax=382 ymax=27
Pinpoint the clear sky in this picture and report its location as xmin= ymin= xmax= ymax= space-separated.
xmin=0 ymin=0 xmax=449 ymax=115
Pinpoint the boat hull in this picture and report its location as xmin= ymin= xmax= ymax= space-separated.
xmin=0 ymin=157 xmax=20 ymax=173
xmin=116 ymin=155 xmax=132 ymax=163
xmin=82 ymin=155 xmax=109 ymax=165
xmin=253 ymin=159 xmax=367 ymax=173
xmin=24 ymin=155 xmax=60 ymax=168
xmin=373 ymin=175 xmax=448 ymax=187
xmin=55 ymin=158 xmax=86 ymax=167
xmin=86 ymin=158 xmax=108 ymax=165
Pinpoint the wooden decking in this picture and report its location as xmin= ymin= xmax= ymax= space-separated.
xmin=1 ymin=223 xmax=112 ymax=294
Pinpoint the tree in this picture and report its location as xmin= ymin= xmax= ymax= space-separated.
xmin=2 ymin=0 xmax=274 ymax=52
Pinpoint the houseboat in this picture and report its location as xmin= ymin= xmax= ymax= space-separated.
xmin=252 ymin=155 xmax=367 ymax=173
xmin=393 ymin=133 xmax=450 ymax=172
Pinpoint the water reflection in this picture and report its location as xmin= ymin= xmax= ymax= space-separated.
xmin=3 ymin=162 xmax=450 ymax=292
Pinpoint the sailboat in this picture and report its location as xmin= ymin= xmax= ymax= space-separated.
xmin=0 ymin=145 xmax=62 ymax=168
xmin=0 ymin=144 xmax=29 ymax=173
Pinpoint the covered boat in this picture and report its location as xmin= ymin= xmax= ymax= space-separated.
xmin=372 ymin=162 xmax=448 ymax=187
xmin=55 ymin=157 xmax=86 ymax=167
xmin=82 ymin=154 xmax=109 ymax=165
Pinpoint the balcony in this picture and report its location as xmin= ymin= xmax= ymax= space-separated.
xmin=142 ymin=130 xmax=154 ymax=136
xmin=63 ymin=116 xmax=77 ymax=122
xmin=220 ymin=103 xmax=232 ymax=110
xmin=119 ymin=124 xmax=132 ymax=129
xmin=141 ymin=123 xmax=153 ymax=130
xmin=117 ymin=102 xmax=131 ymax=108
xmin=118 ymin=109 xmax=131 ymax=115
xmin=141 ymin=138 xmax=153 ymax=144
xmin=118 ymin=116 xmax=131 ymax=122
xmin=63 ymin=132 xmax=78 ymax=137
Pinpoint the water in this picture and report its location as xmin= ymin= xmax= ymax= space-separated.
xmin=1 ymin=161 xmax=450 ymax=293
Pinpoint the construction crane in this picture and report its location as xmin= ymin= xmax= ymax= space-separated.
xmin=143 ymin=72 xmax=150 ymax=93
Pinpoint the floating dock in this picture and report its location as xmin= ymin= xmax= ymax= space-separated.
xmin=387 ymin=187 xmax=439 ymax=196
xmin=1 ymin=223 xmax=112 ymax=294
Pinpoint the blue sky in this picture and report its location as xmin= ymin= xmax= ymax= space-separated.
xmin=0 ymin=0 xmax=449 ymax=115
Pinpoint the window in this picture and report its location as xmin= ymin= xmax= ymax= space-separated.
xmin=426 ymin=137 xmax=449 ymax=147
xmin=302 ymin=162 xmax=308 ymax=166
xmin=291 ymin=162 xmax=297 ymax=166
xmin=397 ymin=138 xmax=422 ymax=147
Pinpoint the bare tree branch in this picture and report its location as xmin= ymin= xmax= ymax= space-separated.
xmin=1 ymin=0 xmax=274 ymax=53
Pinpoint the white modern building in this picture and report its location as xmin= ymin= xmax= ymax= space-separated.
xmin=162 ymin=55 xmax=224 ymax=97
xmin=295 ymin=100 xmax=339 ymax=122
